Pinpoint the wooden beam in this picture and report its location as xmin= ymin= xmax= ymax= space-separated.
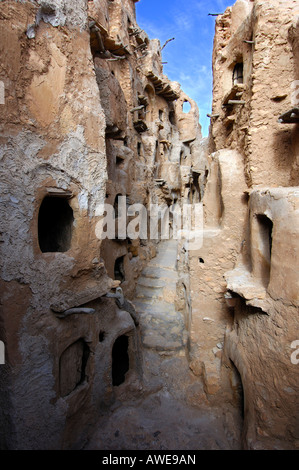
xmin=130 ymin=105 xmax=145 ymax=113
xmin=227 ymin=100 xmax=246 ymax=105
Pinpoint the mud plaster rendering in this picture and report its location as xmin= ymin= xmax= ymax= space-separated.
xmin=0 ymin=0 xmax=298 ymax=450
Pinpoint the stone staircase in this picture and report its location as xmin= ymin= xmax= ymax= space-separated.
xmin=85 ymin=239 xmax=242 ymax=450
xmin=133 ymin=239 xmax=187 ymax=354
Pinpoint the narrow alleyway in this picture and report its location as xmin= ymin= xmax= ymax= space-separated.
xmin=85 ymin=241 xmax=242 ymax=450
xmin=134 ymin=239 xmax=186 ymax=354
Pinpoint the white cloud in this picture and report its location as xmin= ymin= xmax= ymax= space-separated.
xmin=173 ymin=10 xmax=194 ymax=32
xmin=137 ymin=19 xmax=168 ymax=41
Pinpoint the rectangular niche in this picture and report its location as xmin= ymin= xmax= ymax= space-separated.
xmin=59 ymin=339 xmax=90 ymax=397
xmin=38 ymin=195 xmax=74 ymax=253
xmin=116 ymin=155 xmax=125 ymax=169
xmin=114 ymin=255 xmax=125 ymax=282
xmin=252 ymin=213 xmax=273 ymax=287
xmin=112 ymin=335 xmax=129 ymax=386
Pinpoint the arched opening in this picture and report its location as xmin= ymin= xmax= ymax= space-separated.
xmin=38 ymin=196 xmax=74 ymax=253
xmin=257 ymin=214 xmax=273 ymax=259
xmin=144 ymin=84 xmax=155 ymax=122
xmin=116 ymin=155 xmax=125 ymax=169
xmin=137 ymin=142 xmax=142 ymax=156
xmin=114 ymin=255 xmax=125 ymax=282
xmin=255 ymin=214 xmax=273 ymax=286
xmin=230 ymin=360 xmax=245 ymax=422
xmin=182 ymin=100 xmax=191 ymax=113
xmin=180 ymin=150 xmax=184 ymax=165
xmin=154 ymin=140 xmax=160 ymax=178
xmin=59 ymin=339 xmax=90 ymax=397
xmin=99 ymin=331 xmax=105 ymax=342
xmin=191 ymin=171 xmax=201 ymax=202
xmin=112 ymin=335 xmax=129 ymax=386
xmin=233 ymin=63 xmax=244 ymax=86
xmin=169 ymin=110 xmax=175 ymax=125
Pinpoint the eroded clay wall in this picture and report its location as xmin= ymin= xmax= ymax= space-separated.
xmin=205 ymin=0 xmax=299 ymax=450
xmin=0 ymin=0 xmax=202 ymax=449
xmin=211 ymin=0 xmax=299 ymax=188
xmin=0 ymin=0 xmax=117 ymax=449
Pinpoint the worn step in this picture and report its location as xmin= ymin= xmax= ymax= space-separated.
xmin=151 ymin=251 xmax=177 ymax=270
xmin=137 ymin=277 xmax=166 ymax=288
xmin=140 ymin=266 xmax=178 ymax=280
xmin=135 ymin=285 xmax=164 ymax=299
xmin=141 ymin=329 xmax=185 ymax=352
xmin=149 ymin=241 xmax=178 ymax=271
xmin=142 ymin=336 xmax=183 ymax=352
xmin=140 ymin=318 xmax=186 ymax=352
xmin=134 ymin=299 xmax=176 ymax=314
xmin=139 ymin=310 xmax=183 ymax=324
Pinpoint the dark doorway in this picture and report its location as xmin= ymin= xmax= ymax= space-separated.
xmin=230 ymin=360 xmax=245 ymax=421
xmin=112 ymin=335 xmax=129 ymax=386
xmin=256 ymin=214 xmax=273 ymax=286
xmin=256 ymin=214 xmax=273 ymax=258
xmin=233 ymin=63 xmax=244 ymax=86
xmin=114 ymin=193 xmax=123 ymax=219
xmin=38 ymin=196 xmax=74 ymax=253
xmin=59 ymin=339 xmax=90 ymax=397
xmin=114 ymin=255 xmax=125 ymax=282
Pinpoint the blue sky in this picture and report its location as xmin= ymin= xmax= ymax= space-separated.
xmin=136 ymin=0 xmax=235 ymax=137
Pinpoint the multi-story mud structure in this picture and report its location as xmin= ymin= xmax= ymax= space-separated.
xmin=191 ymin=0 xmax=299 ymax=450
xmin=0 ymin=0 xmax=298 ymax=451
xmin=0 ymin=0 xmax=203 ymax=449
